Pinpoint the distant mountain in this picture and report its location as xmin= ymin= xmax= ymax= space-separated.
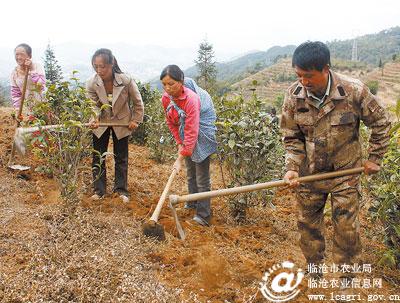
xmin=0 ymin=79 xmax=10 ymax=106
xmin=0 ymin=42 xmax=238 ymax=84
xmin=1 ymin=26 xmax=399 ymax=92
xmin=185 ymin=45 xmax=297 ymax=83
xmin=228 ymin=27 xmax=400 ymax=106
xmin=53 ymin=42 xmax=200 ymax=82
xmin=150 ymin=45 xmax=296 ymax=90
xmin=328 ymin=27 xmax=400 ymax=65
xmin=179 ymin=27 xmax=400 ymax=91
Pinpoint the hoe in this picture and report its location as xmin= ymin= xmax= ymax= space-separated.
xmin=167 ymin=167 xmax=365 ymax=240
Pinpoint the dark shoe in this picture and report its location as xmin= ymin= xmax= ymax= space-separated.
xmin=193 ymin=215 xmax=210 ymax=227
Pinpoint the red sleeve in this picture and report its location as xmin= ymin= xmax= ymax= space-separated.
xmin=180 ymin=94 xmax=200 ymax=157
xmin=162 ymin=95 xmax=183 ymax=145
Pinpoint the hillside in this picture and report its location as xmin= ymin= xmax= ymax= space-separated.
xmin=229 ymin=57 xmax=400 ymax=107
xmin=229 ymin=58 xmax=294 ymax=102
xmin=184 ymin=45 xmax=297 ymax=84
xmin=328 ymin=27 xmax=400 ymax=66
xmin=172 ymin=26 xmax=400 ymax=92
xmin=361 ymin=61 xmax=400 ymax=105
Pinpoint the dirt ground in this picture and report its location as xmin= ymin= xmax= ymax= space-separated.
xmin=0 ymin=107 xmax=399 ymax=302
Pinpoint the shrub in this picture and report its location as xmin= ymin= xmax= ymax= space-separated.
xmin=215 ymin=93 xmax=285 ymax=222
xmin=274 ymin=93 xmax=284 ymax=113
xmin=367 ymin=80 xmax=379 ymax=95
xmin=140 ymin=86 xmax=176 ymax=163
xmin=130 ymin=82 xmax=161 ymax=146
xmin=369 ymin=99 xmax=400 ymax=268
xmin=29 ymin=72 xmax=96 ymax=213
xmin=274 ymin=73 xmax=297 ymax=83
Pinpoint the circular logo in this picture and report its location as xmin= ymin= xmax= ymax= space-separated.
xmin=259 ymin=261 xmax=304 ymax=302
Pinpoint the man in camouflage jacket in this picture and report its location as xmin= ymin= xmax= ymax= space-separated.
xmin=280 ymin=42 xmax=391 ymax=277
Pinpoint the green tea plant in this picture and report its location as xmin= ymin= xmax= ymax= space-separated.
xmin=215 ymin=92 xmax=285 ymax=222
xmin=130 ymin=82 xmax=160 ymax=145
xmin=140 ymin=86 xmax=176 ymax=163
xmin=366 ymin=80 xmax=379 ymax=95
xmin=370 ymin=99 xmax=400 ymax=268
xmin=29 ymin=72 xmax=96 ymax=213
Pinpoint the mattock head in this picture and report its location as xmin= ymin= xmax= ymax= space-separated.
xmin=142 ymin=220 xmax=166 ymax=241
xmin=13 ymin=128 xmax=28 ymax=156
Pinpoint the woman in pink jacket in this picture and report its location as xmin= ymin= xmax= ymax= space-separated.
xmin=160 ymin=65 xmax=217 ymax=226
xmin=10 ymin=43 xmax=46 ymax=120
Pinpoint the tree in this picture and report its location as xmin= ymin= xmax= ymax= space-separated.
xmin=367 ymin=80 xmax=379 ymax=95
xmin=195 ymin=39 xmax=217 ymax=92
xmin=43 ymin=43 xmax=63 ymax=84
xmin=378 ymin=58 xmax=385 ymax=76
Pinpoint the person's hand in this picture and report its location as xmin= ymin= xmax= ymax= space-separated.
xmin=363 ymin=160 xmax=381 ymax=175
xmin=128 ymin=121 xmax=138 ymax=130
xmin=178 ymin=144 xmax=184 ymax=153
xmin=89 ymin=119 xmax=99 ymax=129
xmin=173 ymin=155 xmax=184 ymax=173
xmin=283 ymin=170 xmax=300 ymax=188
xmin=24 ymin=58 xmax=32 ymax=69
xmin=13 ymin=111 xmax=23 ymax=122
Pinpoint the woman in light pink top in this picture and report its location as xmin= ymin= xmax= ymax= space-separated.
xmin=10 ymin=43 xmax=46 ymax=119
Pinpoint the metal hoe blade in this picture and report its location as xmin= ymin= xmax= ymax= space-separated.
xmin=8 ymin=164 xmax=30 ymax=171
xmin=169 ymin=201 xmax=186 ymax=240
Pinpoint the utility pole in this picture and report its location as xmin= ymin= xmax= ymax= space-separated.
xmin=351 ymin=39 xmax=358 ymax=61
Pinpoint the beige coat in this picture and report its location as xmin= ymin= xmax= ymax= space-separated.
xmin=86 ymin=73 xmax=144 ymax=140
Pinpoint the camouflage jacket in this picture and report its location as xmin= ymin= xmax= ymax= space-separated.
xmin=280 ymin=71 xmax=391 ymax=175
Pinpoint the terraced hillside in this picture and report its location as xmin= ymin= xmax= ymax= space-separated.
xmin=230 ymin=58 xmax=294 ymax=102
xmin=230 ymin=58 xmax=400 ymax=107
xmin=361 ymin=61 xmax=400 ymax=106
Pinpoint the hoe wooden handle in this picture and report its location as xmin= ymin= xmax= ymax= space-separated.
xmin=16 ymin=67 xmax=30 ymax=124
xmin=169 ymin=167 xmax=365 ymax=204
xmin=150 ymin=169 xmax=178 ymax=222
xmin=16 ymin=122 xmax=130 ymax=134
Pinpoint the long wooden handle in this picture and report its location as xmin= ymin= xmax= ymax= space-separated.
xmin=97 ymin=123 xmax=130 ymax=127
xmin=15 ymin=122 xmax=130 ymax=134
xmin=169 ymin=167 xmax=364 ymax=204
xmin=8 ymin=68 xmax=30 ymax=166
xmin=17 ymin=67 xmax=30 ymax=123
xmin=150 ymin=169 xmax=178 ymax=222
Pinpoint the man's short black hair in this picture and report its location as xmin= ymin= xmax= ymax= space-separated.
xmin=292 ymin=41 xmax=331 ymax=72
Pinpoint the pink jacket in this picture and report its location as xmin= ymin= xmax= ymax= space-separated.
xmin=10 ymin=62 xmax=46 ymax=110
xmin=162 ymin=87 xmax=200 ymax=157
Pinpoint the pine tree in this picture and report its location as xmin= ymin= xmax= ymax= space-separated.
xmin=379 ymin=58 xmax=385 ymax=76
xmin=43 ymin=43 xmax=63 ymax=84
xmin=195 ymin=39 xmax=217 ymax=92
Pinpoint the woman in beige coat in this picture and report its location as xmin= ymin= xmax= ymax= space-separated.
xmin=87 ymin=48 xmax=144 ymax=203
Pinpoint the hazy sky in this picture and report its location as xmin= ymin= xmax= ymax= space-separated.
xmin=1 ymin=0 xmax=399 ymax=57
